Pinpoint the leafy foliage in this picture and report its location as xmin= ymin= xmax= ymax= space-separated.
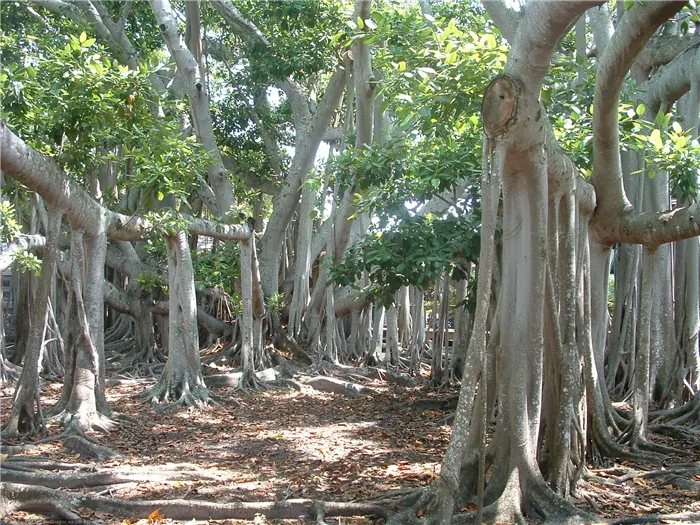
xmin=0 ymin=200 xmax=22 ymax=242
xmin=331 ymin=212 xmax=480 ymax=307
xmin=193 ymin=241 xmax=241 ymax=295
xmin=1 ymin=22 xmax=211 ymax=208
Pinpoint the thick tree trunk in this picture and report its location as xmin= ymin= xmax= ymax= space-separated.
xmin=5 ymin=209 xmax=61 ymax=437
xmin=51 ymin=230 xmax=114 ymax=432
xmin=146 ymin=231 xmax=211 ymax=406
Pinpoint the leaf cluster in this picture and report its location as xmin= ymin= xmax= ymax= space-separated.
xmin=2 ymin=23 xmax=211 ymax=208
xmin=192 ymin=241 xmax=241 ymax=296
xmin=331 ymin=213 xmax=481 ymax=307
xmin=0 ymin=200 xmax=22 ymax=242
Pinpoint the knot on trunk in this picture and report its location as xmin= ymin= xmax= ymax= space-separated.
xmin=482 ymin=75 xmax=519 ymax=137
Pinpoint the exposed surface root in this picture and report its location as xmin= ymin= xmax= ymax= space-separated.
xmin=649 ymin=424 xmax=700 ymax=445
xmin=0 ymin=482 xmax=389 ymax=521
xmin=607 ymin=511 xmax=700 ymax=524
xmin=1 ymin=460 xmax=227 ymax=490
xmin=0 ymin=467 xmax=192 ymax=489
xmin=607 ymin=462 xmax=700 ymax=490
xmin=62 ymin=435 xmax=123 ymax=461
xmin=300 ymin=375 xmax=372 ymax=397
xmin=399 ymin=395 xmax=459 ymax=411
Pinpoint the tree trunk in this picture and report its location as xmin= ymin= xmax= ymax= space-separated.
xmin=146 ymin=231 xmax=211 ymax=406
xmin=52 ymin=229 xmax=115 ymax=432
xmin=5 ymin=208 xmax=61 ymax=437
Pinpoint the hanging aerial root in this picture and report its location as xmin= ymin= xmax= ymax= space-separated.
xmin=3 ymin=388 xmax=46 ymax=439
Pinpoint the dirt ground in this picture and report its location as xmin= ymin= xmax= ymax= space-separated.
xmin=2 ymin=371 xmax=700 ymax=525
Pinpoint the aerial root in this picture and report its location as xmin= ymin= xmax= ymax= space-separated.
xmin=607 ymin=511 xmax=700 ymax=524
xmin=649 ymin=424 xmax=700 ymax=445
xmin=0 ymin=358 xmax=22 ymax=386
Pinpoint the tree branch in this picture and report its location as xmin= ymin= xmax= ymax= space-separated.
xmin=643 ymin=42 xmax=700 ymax=113
xmin=210 ymin=0 xmax=269 ymax=47
xmin=598 ymin=203 xmax=700 ymax=248
xmin=635 ymin=34 xmax=700 ymax=78
xmin=506 ymin=1 xmax=602 ymax=93
xmin=593 ymin=1 xmax=686 ymax=215
xmin=482 ymin=0 xmax=519 ymax=42
xmin=1 ymin=121 xmax=250 ymax=243
xmin=118 ymin=0 xmax=133 ymax=29
xmin=152 ymin=0 xmax=234 ymax=218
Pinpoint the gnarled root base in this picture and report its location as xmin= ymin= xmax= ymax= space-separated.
xmin=54 ymin=408 xmax=119 ymax=434
xmin=237 ymin=368 xmax=267 ymax=390
xmin=144 ymin=373 xmax=213 ymax=409
xmin=386 ymin=470 xmax=594 ymax=525
xmin=3 ymin=396 xmax=45 ymax=439
xmin=0 ymin=482 xmax=388 ymax=522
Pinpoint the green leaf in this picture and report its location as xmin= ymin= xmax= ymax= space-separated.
xmin=79 ymin=31 xmax=87 ymax=44
xmin=636 ymin=103 xmax=645 ymax=116
xmin=482 ymin=33 xmax=497 ymax=49
xmin=356 ymin=16 xmax=365 ymax=29
xmin=649 ymin=129 xmax=663 ymax=149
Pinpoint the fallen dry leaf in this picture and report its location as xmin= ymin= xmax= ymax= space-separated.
xmin=148 ymin=508 xmax=164 ymax=523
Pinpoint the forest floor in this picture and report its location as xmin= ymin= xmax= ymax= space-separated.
xmin=1 ymin=366 xmax=700 ymax=525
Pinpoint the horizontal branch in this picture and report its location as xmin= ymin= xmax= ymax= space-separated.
xmin=595 ymin=202 xmax=700 ymax=248
xmin=1 ymin=121 xmax=251 ymax=242
xmin=635 ymin=33 xmax=700 ymax=77
xmin=151 ymin=300 xmax=232 ymax=335
xmin=643 ymin=41 xmax=700 ymax=111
